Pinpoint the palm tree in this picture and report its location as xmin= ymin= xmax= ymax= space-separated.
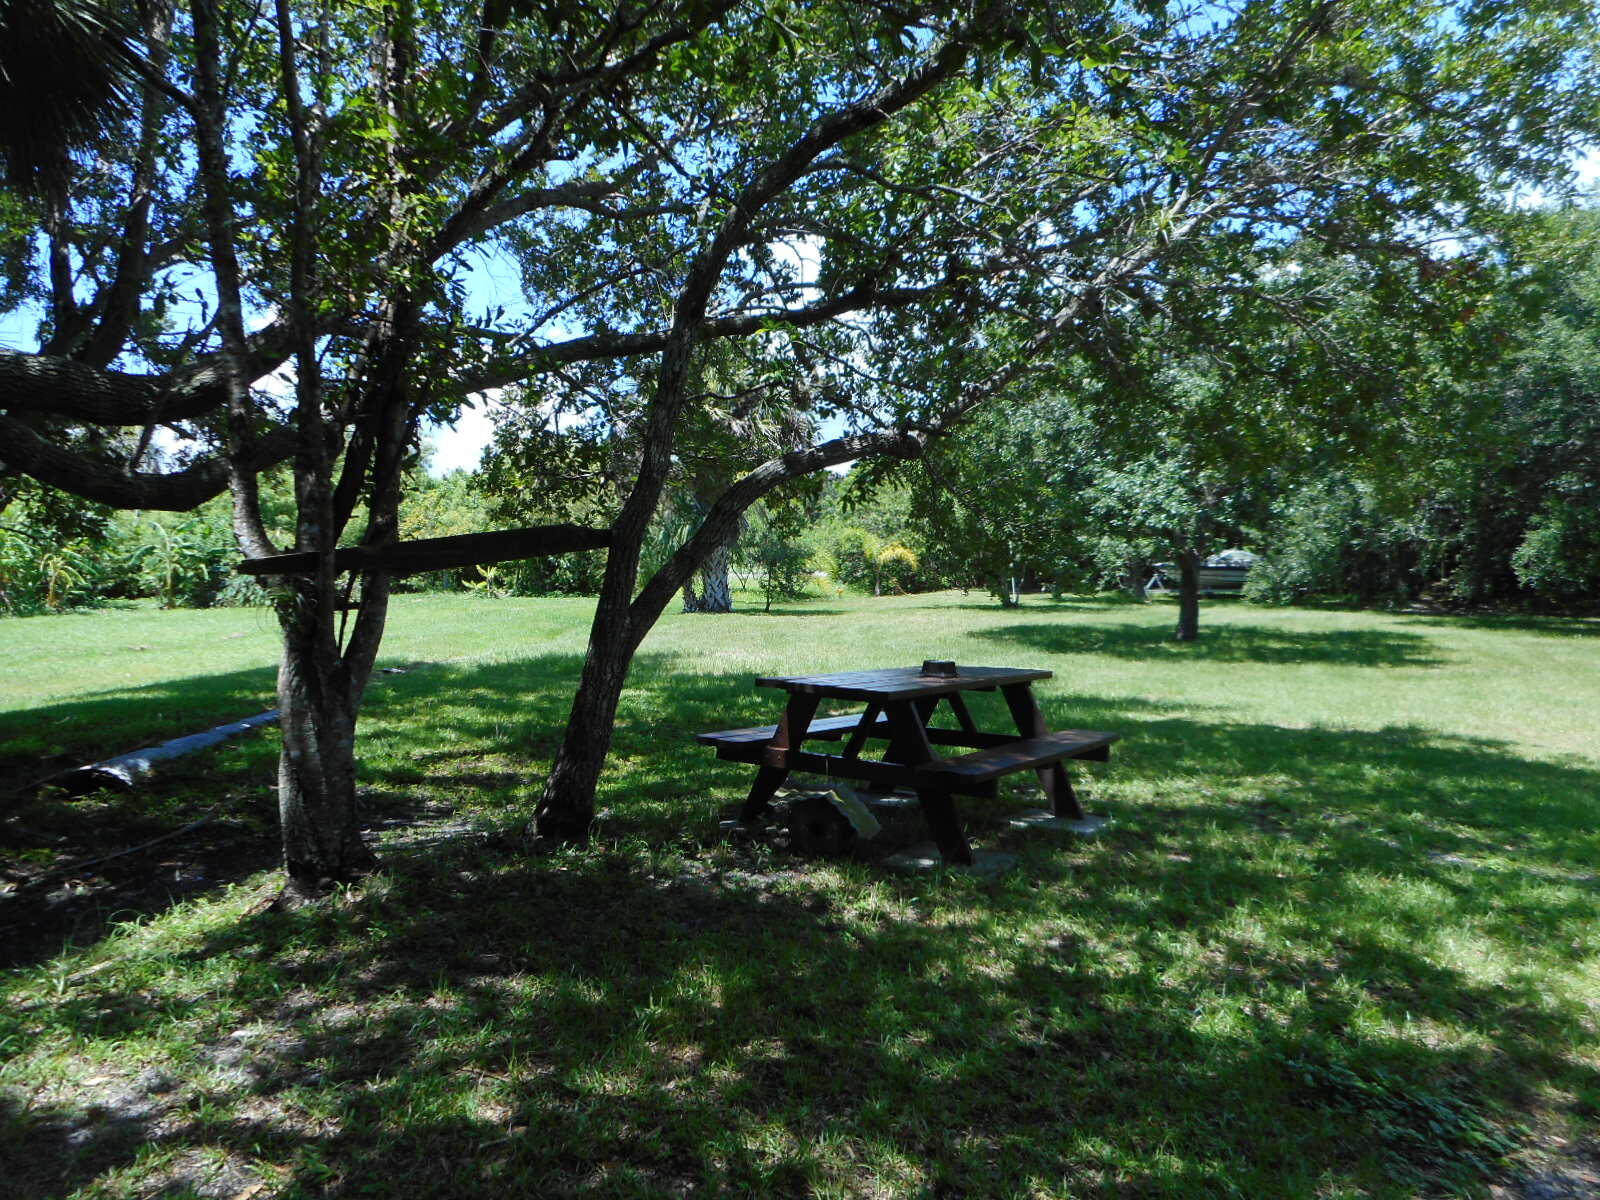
xmin=0 ymin=0 xmax=139 ymax=196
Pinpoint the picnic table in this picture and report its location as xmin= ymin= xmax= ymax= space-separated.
xmin=697 ymin=664 xmax=1120 ymax=865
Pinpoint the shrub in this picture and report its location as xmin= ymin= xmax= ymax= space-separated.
xmin=1512 ymin=489 xmax=1600 ymax=608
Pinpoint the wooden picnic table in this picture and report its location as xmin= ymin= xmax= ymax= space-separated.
xmin=697 ymin=664 xmax=1120 ymax=865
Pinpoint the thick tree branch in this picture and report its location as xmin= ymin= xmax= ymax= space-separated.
xmin=0 ymin=416 xmax=295 ymax=510
xmin=627 ymin=428 xmax=926 ymax=635
xmin=79 ymin=0 xmax=176 ymax=369
xmin=237 ymin=522 xmax=612 ymax=576
xmin=458 ymin=277 xmax=945 ymax=394
xmin=676 ymin=22 xmax=980 ymax=327
xmin=0 ymin=323 xmax=300 ymax=425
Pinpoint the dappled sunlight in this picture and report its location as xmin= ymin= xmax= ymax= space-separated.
xmin=5 ymin=594 xmax=1600 ymax=1195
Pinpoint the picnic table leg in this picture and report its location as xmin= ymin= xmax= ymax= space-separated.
xmin=917 ymin=787 xmax=974 ymax=865
xmin=840 ymin=702 xmax=882 ymax=760
xmin=1002 ymin=683 xmax=1088 ymax=819
xmin=858 ymin=698 xmax=931 ymax=796
xmin=882 ymin=701 xmax=974 ymax=865
xmin=879 ymin=697 xmax=938 ymax=766
xmin=1046 ymin=762 xmax=1088 ymax=820
xmin=739 ymin=765 xmax=789 ymax=822
xmin=740 ymin=693 xmax=819 ymax=822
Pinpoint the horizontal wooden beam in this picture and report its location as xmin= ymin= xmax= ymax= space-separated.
xmin=713 ymin=744 xmax=1000 ymax=798
xmin=237 ymin=524 xmax=612 ymax=577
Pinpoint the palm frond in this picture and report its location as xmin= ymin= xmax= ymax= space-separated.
xmin=0 ymin=0 xmax=140 ymax=196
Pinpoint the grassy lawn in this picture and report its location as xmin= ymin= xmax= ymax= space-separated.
xmin=2 ymin=591 xmax=1598 ymax=1197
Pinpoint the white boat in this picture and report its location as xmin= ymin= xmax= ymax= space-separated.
xmin=1147 ymin=550 xmax=1257 ymax=594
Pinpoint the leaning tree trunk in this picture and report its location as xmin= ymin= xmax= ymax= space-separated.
xmin=1175 ymin=549 xmax=1201 ymax=642
xmin=535 ymin=334 xmax=699 ymax=842
xmin=533 ymin=620 xmax=640 ymax=844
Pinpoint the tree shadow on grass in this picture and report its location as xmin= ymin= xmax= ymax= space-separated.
xmin=6 ymin=654 xmax=1600 ymax=1196
xmin=973 ymin=620 xmax=1444 ymax=667
xmin=904 ymin=597 xmax=1140 ymax=615
xmin=1401 ymin=613 xmax=1600 ymax=638
xmin=8 ymin=718 xmax=1599 ymax=1197
xmin=0 ymin=664 xmax=280 ymax=772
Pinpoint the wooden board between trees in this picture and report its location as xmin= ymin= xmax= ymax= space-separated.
xmin=236 ymin=524 xmax=612 ymax=577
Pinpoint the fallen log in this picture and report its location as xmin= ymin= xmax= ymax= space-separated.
xmin=52 ymin=710 xmax=280 ymax=797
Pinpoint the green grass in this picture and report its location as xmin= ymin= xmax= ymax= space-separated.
xmin=2 ymin=591 xmax=1598 ymax=1197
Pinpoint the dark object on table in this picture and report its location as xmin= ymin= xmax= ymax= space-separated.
xmin=920 ymin=659 xmax=958 ymax=677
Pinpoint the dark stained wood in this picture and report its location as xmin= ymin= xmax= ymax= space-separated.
xmin=732 ymin=693 xmax=813 ymax=822
xmin=840 ymin=703 xmax=883 ymax=759
xmin=761 ymin=693 xmax=821 ymax=769
xmin=754 ymin=665 xmax=1051 ymax=701
xmin=236 ymin=523 xmax=612 ymax=577
xmin=883 ymin=695 xmax=937 ymax=770
xmin=696 ymin=709 xmax=1020 ymax=753
xmin=912 ymin=730 xmax=1121 ymax=784
xmin=697 ymin=710 xmax=890 ymax=746
xmin=712 ymin=742 xmax=1000 ymax=798
xmin=946 ymin=692 xmax=979 ymax=735
xmin=739 ymin=765 xmax=789 ymax=823
xmin=917 ymin=787 xmax=974 ymax=864
xmin=702 ymin=664 xmax=1119 ymax=865
xmin=1047 ymin=760 xmax=1087 ymax=820
xmin=923 ymin=727 xmax=1029 ymax=750
xmin=1001 ymin=682 xmax=1048 ymax=738
xmin=1002 ymin=681 xmax=1067 ymax=812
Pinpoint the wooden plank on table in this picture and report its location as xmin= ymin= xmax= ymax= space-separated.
xmin=713 ymin=743 xmax=1000 ymax=797
xmin=914 ymin=730 xmax=1121 ymax=783
xmin=754 ymin=665 xmax=1052 ymax=700
xmin=236 ymin=524 xmax=612 ymax=577
xmin=696 ymin=711 xmax=890 ymax=746
xmin=923 ymin=726 xmax=1020 ymax=750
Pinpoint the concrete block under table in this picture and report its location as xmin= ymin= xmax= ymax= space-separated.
xmin=1005 ymin=808 xmax=1112 ymax=836
xmin=883 ymin=843 xmax=1018 ymax=877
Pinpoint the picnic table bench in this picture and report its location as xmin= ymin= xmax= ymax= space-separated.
xmin=698 ymin=664 xmax=1120 ymax=865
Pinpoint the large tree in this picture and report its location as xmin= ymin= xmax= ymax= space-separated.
xmin=0 ymin=0 xmax=1061 ymax=886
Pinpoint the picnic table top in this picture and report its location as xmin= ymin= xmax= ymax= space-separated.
xmin=753 ymin=665 xmax=1052 ymax=701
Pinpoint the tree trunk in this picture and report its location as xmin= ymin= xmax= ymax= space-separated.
xmin=697 ymin=539 xmax=734 ymax=612
xmin=1126 ymin=556 xmax=1150 ymax=602
xmin=537 ymin=428 xmax=928 ymax=845
xmin=275 ymin=583 xmax=376 ymax=895
xmin=530 ymin=35 xmax=979 ymax=843
xmin=535 ymin=334 xmax=698 ymax=842
xmin=1175 ymin=549 xmax=1200 ymax=642
xmin=681 ymin=574 xmax=702 ymax=612
xmin=533 ymin=622 xmax=637 ymax=844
